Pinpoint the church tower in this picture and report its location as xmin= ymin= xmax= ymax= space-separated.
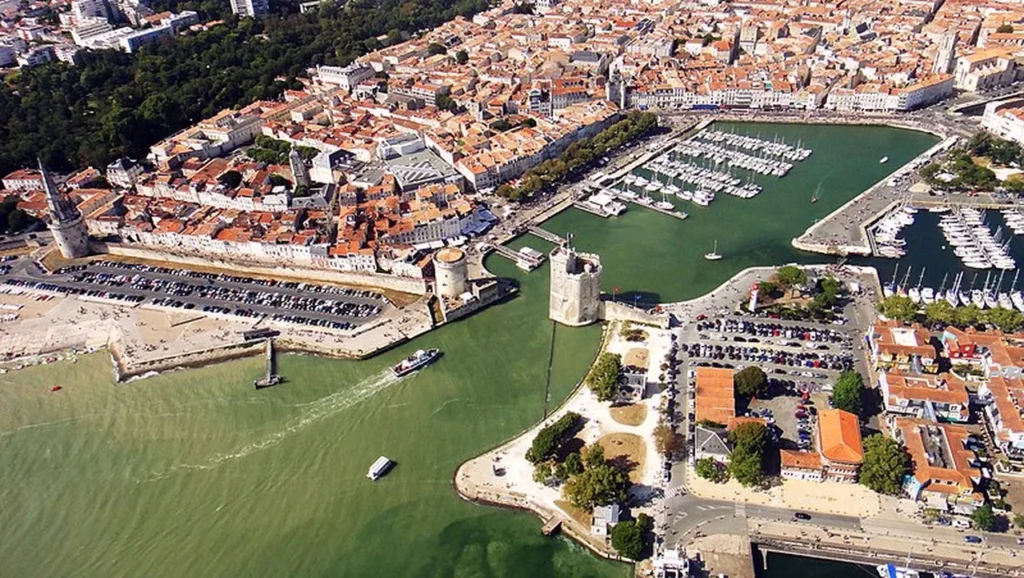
xmin=289 ymin=148 xmax=311 ymax=188
xmin=40 ymin=160 xmax=90 ymax=259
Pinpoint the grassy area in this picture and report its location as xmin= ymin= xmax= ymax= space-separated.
xmin=596 ymin=432 xmax=646 ymax=484
xmin=555 ymin=499 xmax=593 ymax=527
xmin=609 ymin=403 xmax=647 ymax=426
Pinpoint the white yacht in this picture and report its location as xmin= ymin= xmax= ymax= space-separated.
xmin=704 ymin=240 xmax=723 ymax=261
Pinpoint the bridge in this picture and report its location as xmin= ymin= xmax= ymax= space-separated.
xmin=525 ymin=225 xmax=567 ymax=245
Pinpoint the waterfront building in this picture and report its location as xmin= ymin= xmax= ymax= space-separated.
xmin=816 ymin=409 xmax=863 ymax=483
xmin=548 ymin=245 xmax=601 ymax=327
xmin=779 ymin=450 xmax=824 ymax=482
xmin=867 ymin=321 xmax=939 ymax=374
xmin=877 ymin=370 xmax=970 ymax=423
xmin=40 ymin=161 xmax=90 ymax=259
xmin=891 ymin=417 xmax=983 ymax=514
xmin=589 ymin=504 xmax=620 ymax=537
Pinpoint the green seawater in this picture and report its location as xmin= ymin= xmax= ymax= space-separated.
xmin=0 ymin=123 xmax=936 ymax=577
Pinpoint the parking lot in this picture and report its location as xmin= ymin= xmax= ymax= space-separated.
xmin=1 ymin=260 xmax=387 ymax=331
xmin=682 ymin=316 xmax=856 ymax=390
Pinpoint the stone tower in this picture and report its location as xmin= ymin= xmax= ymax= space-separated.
xmin=932 ymin=31 xmax=957 ymax=76
xmin=434 ymin=247 xmax=468 ymax=298
xmin=549 ymin=244 xmax=602 ymax=327
xmin=40 ymin=160 xmax=90 ymax=259
xmin=289 ymin=148 xmax=311 ymax=188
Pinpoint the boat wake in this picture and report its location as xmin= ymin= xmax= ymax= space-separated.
xmin=0 ymin=414 xmax=99 ymax=437
xmin=137 ymin=369 xmax=406 ymax=481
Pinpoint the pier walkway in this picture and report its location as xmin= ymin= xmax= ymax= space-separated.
xmin=488 ymin=244 xmax=545 ymax=269
xmin=602 ymin=188 xmax=689 ymax=221
xmin=525 ymin=225 xmax=567 ymax=246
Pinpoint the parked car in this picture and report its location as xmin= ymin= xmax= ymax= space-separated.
xmin=963 ymin=535 xmax=982 ymax=544
xmin=793 ymin=512 xmax=811 ymax=521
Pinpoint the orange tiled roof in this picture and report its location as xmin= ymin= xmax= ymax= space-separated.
xmin=695 ymin=367 xmax=735 ymax=425
xmin=818 ymin=409 xmax=863 ymax=465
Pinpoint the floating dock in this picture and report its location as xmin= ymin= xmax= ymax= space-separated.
xmin=525 ymin=226 xmax=567 ymax=245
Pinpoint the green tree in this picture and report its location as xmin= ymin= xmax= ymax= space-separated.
xmin=954 ymin=304 xmax=984 ymax=327
xmin=860 ymin=434 xmax=909 ymax=495
xmin=757 ymin=280 xmax=778 ymax=296
xmin=563 ymin=463 xmax=630 ymax=509
xmin=878 ymin=295 xmax=919 ymax=323
xmin=971 ymin=503 xmax=998 ymax=532
xmin=924 ymin=300 xmax=956 ymax=325
xmin=564 ymin=451 xmax=584 ymax=475
xmin=728 ymin=421 xmax=768 ymax=487
xmin=695 ymin=457 xmax=729 ymax=483
xmin=1013 ymin=512 xmax=1024 ymax=529
xmin=832 ymin=371 xmax=865 ymax=417
xmin=435 ymin=93 xmax=457 ymax=111
xmin=654 ymin=423 xmax=684 ymax=457
xmin=455 ymin=49 xmax=468 ymax=64
xmin=775 ymin=265 xmax=807 ymax=288
xmin=586 ymin=353 xmax=622 ymax=402
xmin=533 ymin=461 xmax=553 ymax=484
xmin=610 ymin=520 xmax=645 ymax=559
xmin=734 ymin=366 xmax=768 ymax=398
xmin=525 ymin=412 xmax=581 ymax=463
xmin=997 ymin=23 xmax=1014 ymax=34
xmin=427 ymin=42 xmax=447 ymax=55
xmin=584 ymin=444 xmax=606 ymax=469
xmin=987 ymin=307 xmax=1024 ymax=332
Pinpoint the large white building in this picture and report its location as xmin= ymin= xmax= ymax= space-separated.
xmin=316 ymin=63 xmax=375 ymax=92
xmin=954 ymin=49 xmax=1018 ymax=92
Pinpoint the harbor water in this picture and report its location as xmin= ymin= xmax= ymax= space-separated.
xmin=0 ymin=122 xmax=938 ymax=576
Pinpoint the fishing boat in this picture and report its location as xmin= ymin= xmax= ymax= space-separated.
xmin=704 ymin=240 xmax=723 ymax=261
xmin=391 ymin=348 xmax=441 ymax=377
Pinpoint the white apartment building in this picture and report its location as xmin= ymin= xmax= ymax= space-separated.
xmin=230 ymin=0 xmax=268 ymax=17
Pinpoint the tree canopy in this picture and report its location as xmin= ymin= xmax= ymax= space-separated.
xmin=563 ymin=463 xmax=630 ymax=509
xmin=0 ymin=0 xmax=491 ymax=175
xmin=586 ymin=353 xmax=622 ymax=402
xmin=971 ymin=503 xmax=999 ymax=532
xmin=728 ymin=421 xmax=768 ymax=487
xmin=695 ymin=457 xmax=729 ymax=483
xmin=859 ymin=434 xmax=909 ymax=495
xmin=653 ymin=423 xmax=684 ymax=457
xmin=734 ymin=366 xmax=768 ymax=398
xmin=878 ymin=295 xmax=919 ymax=323
xmin=526 ymin=412 xmax=580 ymax=463
xmin=775 ymin=265 xmax=807 ymax=288
xmin=610 ymin=519 xmax=645 ymax=559
xmin=832 ymin=371 xmax=864 ymax=417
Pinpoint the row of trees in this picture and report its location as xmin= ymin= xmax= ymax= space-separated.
xmin=879 ymin=295 xmax=1024 ymax=332
xmin=496 ymin=111 xmax=658 ymax=202
xmin=0 ymin=0 xmax=491 ymax=175
xmin=586 ymin=352 xmax=622 ymax=402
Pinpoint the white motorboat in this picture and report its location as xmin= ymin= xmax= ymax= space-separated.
xmin=367 ymin=456 xmax=394 ymax=480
